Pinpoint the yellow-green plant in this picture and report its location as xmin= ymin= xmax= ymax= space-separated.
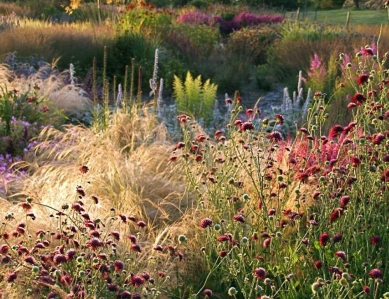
xmin=173 ymin=71 xmax=217 ymax=125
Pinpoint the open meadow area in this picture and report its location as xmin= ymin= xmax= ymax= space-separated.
xmin=1 ymin=0 xmax=389 ymax=298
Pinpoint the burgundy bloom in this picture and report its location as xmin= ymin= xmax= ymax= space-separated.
xmin=109 ymin=231 xmax=120 ymax=241
xmin=372 ymin=133 xmax=385 ymax=145
xmin=267 ymin=208 xmax=276 ymax=216
xmin=363 ymin=285 xmax=370 ymax=294
xmin=330 ymin=208 xmax=344 ymax=223
xmin=314 ymin=260 xmax=322 ymax=270
xmin=76 ymin=187 xmax=86 ymax=197
xmin=370 ymin=235 xmax=381 ymax=245
xmin=351 ymin=156 xmax=362 ymax=167
xmin=107 ymin=283 xmax=119 ymax=292
xmin=53 ymin=254 xmax=67 ymax=265
xmin=24 ymin=255 xmax=37 ymax=265
xmin=0 ymin=244 xmax=9 ymax=254
xmin=127 ymin=234 xmax=137 ymax=244
xmin=217 ymin=233 xmax=232 ymax=242
xmin=71 ymin=203 xmax=84 ymax=213
xmin=154 ymin=245 xmax=163 ymax=251
xmin=268 ymin=131 xmax=283 ymax=142
xmin=319 ymin=232 xmax=330 ymax=246
xmin=129 ymin=274 xmax=145 ymax=286
xmin=275 ymin=114 xmax=284 ymax=125
xmin=178 ymin=114 xmax=188 ymax=123
xmin=196 ymin=134 xmax=207 ymax=142
xmin=351 ymin=93 xmax=366 ymax=105
xmin=232 ymin=214 xmax=245 ymax=223
xmin=136 ymin=221 xmax=146 ymax=228
xmin=369 ymin=268 xmax=383 ymax=279
xmin=86 ymin=238 xmax=102 ymax=251
xmin=130 ymin=244 xmax=141 ymax=252
xmin=79 ymin=165 xmax=89 ymax=174
xmin=7 ymin=271 xmax=18 ymax=283
xmin=328 ymin=125 xmax=344 ymax=140
xmin=240 ymin=122 xmax=254 ymax=131
xmin=253 ymin=267 xmax=267 ymax=279
xmin=20 ymin=202 xmax=32 ymax=210
xmin=219 ymin=250 xmax=228 ymax=257
xmin=66 ymin=248 xmax=77 ymax=260
xmin=114 ymin=260 xmax=124 ymax=272
xmin=203 ymin=289 xmax=213 ymax=297
xmin=263 ymin=238 xmax=271 ymax=248
xmin=333 ymin=233 xmax=342 ymax=243
xmin=119 ymin=214 xmax=128 ymax=223
xmin=357 ymin=73 xmax=369 ymax=85
xmin=200 ymin=218 xmax=213 ymax=228
xmin=118 ymin=291 xmax=132 ymax=299
xmin=335 ymin=251 xmax=346 ymax=261
xmin=340 ymin=196 xmax=350 ymax=207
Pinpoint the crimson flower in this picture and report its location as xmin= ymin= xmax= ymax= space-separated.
xmin=369 ymin=268 xmax=383 ymax=279
xmin=357 ymin=73 xmax=369 ymax=85
xmin=253 ymin=267 xmax=267 ymax=279
xmin=319 ymin=232 xmax=330 ymax=246
xmin=350 ymin=93 xmax=366 ymax=105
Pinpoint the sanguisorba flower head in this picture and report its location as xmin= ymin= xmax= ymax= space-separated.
xmin=370 ymin=235 xmax=381 ymax=245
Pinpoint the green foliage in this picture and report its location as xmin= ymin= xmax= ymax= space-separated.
xmin=173 ymin=71 xmax=217 ymax=124
xmin=0 ymin=87 xmax=50 ymax=156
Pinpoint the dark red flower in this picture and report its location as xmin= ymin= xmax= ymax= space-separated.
xmin=136 ymin=221 xmax=146 ymax=228
xmin=20 ymin=202 xmax=32 ymax=210
xmin=319 ymin=232 xmax=330 ymax=246
xmin=253 ymin=267 xmax=267 ymax=279
xmin=79 ymin=165 xmax=89 ymax=174
xmin=129 ymin=274 xmax=145 ymax=286
xmin=330 ymin=208 xmax=343 ymax=223
xmin=351 ymin=93 xmax=366 ymax=105
xmin=127 ymin=234 xmax=137 ymax=244
xmin=66 ymin=248 xmax=77 ymax=260
xmin=328 ymin=125 xmax=344 ymax=139
xmin=53 ymin=254 xmax=67 ymax=265
xmin=114 ymin=260 xmax=124 ymax=272
xmin=369 ymin=268 xmax=383 ymax=279
xmin=233 ymin=214 xmax=245 ymax=223
xmin=110 ymin=231 xmax=120 ymax=241
xmin=154 ymin=245 xmax=163 ymax=251
xmin=275 ymin=114 xmax=284 ymax=125
xmin=333 ymin=233 xmax=342 ymax=243
xmin=335 ymin=251 xmax=346 ymax=261
xmin=314 ymin=260 xmax=322 ymax=270
xmin=240 ymin=122 xmax=254 ymax=131
xmin=178 ymin=114 xmax=188 ymax=123
xmin=263 ymin=238 xmax=271 ymax=248
xmin=203 ymin=289 xmax=213 ymax=297
xmin=86 ymin=238 xmax=102 ymax=251
xmin=7 ymin=272 xmax=18 ymax=283
xmin=340 ymin=196 xmax=350 ymax=207
xmin=363 ymin=285 xmax=370 ymax=294
xmin=357 ymin=73 xmax=369 ymax=85
xmin=268 ymin=131 xmax=283 ymax=142
xmin=130 ymin=244 xmax=141 ymax=252
xmin=200 ymin=218 xmax=213 ymax=228
xmin=24 ymin=255 xmax=37 ymax=265
xmin=372 ymin=133 xmax=385 ymax=145
xmin=0 ymin=244 xmax=9 ymax=254
xmin=370 ymin=235 xmax=381 ymax=245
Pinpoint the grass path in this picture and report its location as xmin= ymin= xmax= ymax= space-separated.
xmin=285 ymin=8 xmax=389 ymax=25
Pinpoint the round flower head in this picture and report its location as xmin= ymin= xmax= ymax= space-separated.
xmin=369 ymin=268 xmax=383 ymax=279
xmin=200 ymin=218 xmax=213 ymax=228
xmin=253 ymin=267 xmax=267 ymax=279
xmin=319 ymin=232 xmax=330 ymax=246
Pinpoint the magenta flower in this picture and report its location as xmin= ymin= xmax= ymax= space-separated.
xmin=129 ymin=274 xmax=145 ymax=287
xmin=114 ymin=260 xmax=124 ymax=272
xmin=350 ymin=93 xmax=366 ymax=105
xmin=203 ymin=289 xmax=213 ymax=297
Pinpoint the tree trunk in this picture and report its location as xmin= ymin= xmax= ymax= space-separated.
xmin=353 ymin=0 xmax=359 ymax=8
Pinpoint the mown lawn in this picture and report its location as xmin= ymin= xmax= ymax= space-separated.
xmin=286 ymin=8 xmax=389 ymax=25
